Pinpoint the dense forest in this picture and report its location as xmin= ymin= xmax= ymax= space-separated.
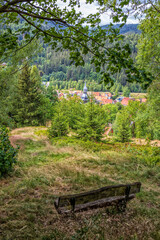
xmin=0 ymin=20 xmax=144 ymax=92
xmin=35 ymin=27 xmax=144 ymax=92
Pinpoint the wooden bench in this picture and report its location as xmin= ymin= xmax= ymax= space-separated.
xmin=54 ymin=182 xmax=141 ymax=214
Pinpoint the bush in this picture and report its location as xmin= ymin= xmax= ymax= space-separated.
xmin=0 ymin=127 xmax=18 ymax=177
xmin=126 ymin=144 xmax=160 ymax=167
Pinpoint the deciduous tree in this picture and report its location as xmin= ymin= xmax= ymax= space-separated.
xmin=0 ymin=0 xmax=155 ymax=86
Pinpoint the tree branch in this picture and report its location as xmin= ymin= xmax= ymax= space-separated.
xmin=149 ymin=0 xmax=160 ymax=13
xmin=0 ymin=34 xmax=38 ymax=64
xmin=18 ymin=12 xmax=63 ymax=40
xmin=0 ymin=0 xmax=30 ymax=13
xmin=18 ymin=11 xmax=101 ymax=58
xmin=28 ymin=2 xmax=110 ymax=52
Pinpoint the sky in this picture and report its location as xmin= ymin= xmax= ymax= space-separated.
xmin=76 ymin=1 xmax=140 ymax=25
xmin=57 ymin=0 xmax=140 ymax=25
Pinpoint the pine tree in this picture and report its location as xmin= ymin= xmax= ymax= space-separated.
xmin=48 ymin=112 xmax=69 ymax=138
xmin=77 ymin=100 xmax=106 ymax=141
xmin=114 ymin=111 xmax=131 ymax=142
xmin=45 ymin=82 xmax=58 ymax=105
xmin=123 ymin=86 xmax=130 ymax=97
xmin=14 ymin=62 xmax=44 ymax=126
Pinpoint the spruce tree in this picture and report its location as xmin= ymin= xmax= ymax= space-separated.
xmin=77 ymin=100 xmax=106 ymax=141
xmin=114 ymin=111 xmax=131 ymax=142
xmin=14 ymin=62 xmax=44 ymax=126
xmin=45 ymin=82 xmax=58 ymax=105
xmin=48 ymin=112 xmax=69 ymax=138
xmin=122 ymin=86 xmax=130 ymax=97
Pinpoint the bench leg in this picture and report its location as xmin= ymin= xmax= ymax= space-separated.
xmin=117 ymin=200 xmax=127 ymax=212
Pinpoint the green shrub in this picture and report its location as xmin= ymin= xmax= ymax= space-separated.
xmin=126 ymin=144 xmax=160 ymax=167
xmin=34 ymin=129 xmax=48 ymax=136
xmin=0 ymin=127 xmax=18 ymax=177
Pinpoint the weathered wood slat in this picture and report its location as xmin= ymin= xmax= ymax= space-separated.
xmin=54 ymin=182 xmax=141 ymax=214
xmin=59 ymin=182 xmax=140 ymax=200
xmin=58 ymin=182 xmax=140 ymax=207
xmin=56 ymin=194 xmax=135 ymax=214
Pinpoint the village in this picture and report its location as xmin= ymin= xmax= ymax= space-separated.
xmin=55 ymin=82 xmax=147 ymax=106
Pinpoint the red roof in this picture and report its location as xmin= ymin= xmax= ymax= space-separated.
xmin=121 ymin=97 xmax=135 ymax=106
xmin=58 ymin=93 xmax=64 ymax=97
xmin=102 ymin=99 xmax=113 ymax=104
xmin=93 ymin=92 xmax=101 ymax=96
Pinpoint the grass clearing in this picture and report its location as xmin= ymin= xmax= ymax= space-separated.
xmin=0 ymin=127 xmax=160 ymax=240
xmin=130 ymin=93 xmax=147 ymax=99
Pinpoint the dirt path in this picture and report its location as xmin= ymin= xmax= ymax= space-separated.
xmin=132 ymin=138 xmax=160 ymax=147
xmin=9 ymin=127 xmax=48 ymax=148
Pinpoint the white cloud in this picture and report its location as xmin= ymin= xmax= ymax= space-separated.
xmin=57 ymin=0 xmax=141 ymax=25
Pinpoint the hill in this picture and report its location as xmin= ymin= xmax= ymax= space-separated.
xmin=47 ymin=22 xmax=140 ymax=34
xmin=101 ymin=24 xmax=140 ymax=34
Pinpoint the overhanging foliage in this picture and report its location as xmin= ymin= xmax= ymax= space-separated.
xmin=0 ymin=0 xmax=158 ymax=87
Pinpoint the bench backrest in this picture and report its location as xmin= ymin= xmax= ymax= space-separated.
xmin=56 ymin=182 xmax=141 ymax=210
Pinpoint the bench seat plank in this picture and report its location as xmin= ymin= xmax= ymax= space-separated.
xmin=56 ymin=194 xmax=135 ymax=214
xmin=54 ymin=182 xmax=141 ymax=214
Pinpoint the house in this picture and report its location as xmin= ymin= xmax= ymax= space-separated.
xmin=42 ymin=81 xmax=50 ymax=87
xmin=1 ymin=62 xmax=7 ymax=67
xmin=100 ymin=92 xmax=106 ymax=97
xmin=58 ymin=92 xmax=64 ymax=98
xmin=121 ymin=97 xmax=135 ymax=106
xmin=104 ymin=124 xmax=113 ymax=136
xmin=116 ymin=96 xmax=124 ymax=102
xmin=94 ymin=96 xmax=103 ymax=101
xmin=106 ymin=92 xmax=112 ymax=99
xmin=141 ymin=98 xmax=147 ymax=103
xmin=102 ymin=99 xmax=113 ymax=105
xmin=93 ymin=92 xmax=101 ymax=97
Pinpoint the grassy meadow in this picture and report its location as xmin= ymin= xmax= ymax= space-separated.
xmin=130 ymin=93 xmax=147 ymax=99
xmin=0 ymin=127 xmax=160 ymax=240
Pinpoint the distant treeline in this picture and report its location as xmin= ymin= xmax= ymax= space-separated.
xmin=101 ymin=24 xmax=140 ymax=34
xmin=1 ymin=20 xmax=144 ymax=93
xmin=34 ymin=32 xmax=145 ymax=93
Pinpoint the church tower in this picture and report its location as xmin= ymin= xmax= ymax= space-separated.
xmin=81 ymin=82 xmax=88 ymax=103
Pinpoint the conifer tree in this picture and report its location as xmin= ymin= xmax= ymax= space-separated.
xmin=123 ymin=86 xmax=130 ymax=97
xmin=14 ymin=62 xmax=44 ymax=126
xmin=114 ymin=110 xmax=131 ymax=142
xmin=48 ymin=112 xmax=69 ymax=138
xmin=77 ymin=99 xmax=106 ymax=141
xmin=45 ymin=82 xmax=58 ymax=105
